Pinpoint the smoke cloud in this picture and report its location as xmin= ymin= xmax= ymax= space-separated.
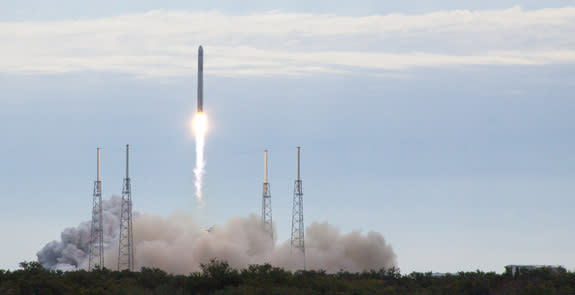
xmin=37 ymin=195 xmax=123 ymax=270
xmin=38 ymin=196 xmax=397 ymax=273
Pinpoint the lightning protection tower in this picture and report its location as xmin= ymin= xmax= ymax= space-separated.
xmin=89 ymin=148 xmax=104 ymax=270
xmin=290 ymin=146 xmax=305 ymax=269
xmin=262 ymin=150 xmax=273 ymax=242
xmin=118 ymin=144 xmax=134 ymax=271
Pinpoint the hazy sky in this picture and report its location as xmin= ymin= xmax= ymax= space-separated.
xmin=0 ymin=0 xmax=574 ymax=273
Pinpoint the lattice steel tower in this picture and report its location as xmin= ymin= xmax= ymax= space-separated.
xmin=89 ymin=148 xmax=104 ymax=270
xmin=262 ymin=150 xmax=273 ymax=242
xmin=290 ymin=146 xmax=305 ymax=269
xmin=118 ymin=144 xmax=134 ymax=271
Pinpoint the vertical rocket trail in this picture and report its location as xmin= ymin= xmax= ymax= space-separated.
xmin=193 ymin=112 xmax=207 ymax=203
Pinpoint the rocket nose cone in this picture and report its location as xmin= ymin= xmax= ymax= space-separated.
xmin=199 ymin=45 xmax=203 ymax=54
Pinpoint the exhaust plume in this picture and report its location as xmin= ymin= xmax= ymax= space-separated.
xmin=38 ymin=196 xmax=397 ymax=273
xmin=192 ymin=112 xmax=207 ymax=203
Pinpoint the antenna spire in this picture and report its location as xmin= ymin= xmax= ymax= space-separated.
xmin=97 ymin=148 xmax=101 ymax=182
xmin=297 ymin=146 xmax=300 ymax=181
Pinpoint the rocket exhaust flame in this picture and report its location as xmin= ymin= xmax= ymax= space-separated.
xmin=193 ymin=112 xmax=207 ymax=203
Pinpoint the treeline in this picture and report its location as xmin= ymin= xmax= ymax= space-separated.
xmin=0 ymin=260 xmax=574 ymax=295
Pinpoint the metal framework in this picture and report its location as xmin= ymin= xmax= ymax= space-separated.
xmin=290 ymin=146 xmax=305 ymax=269
xmin=89 ymin=148 xmax=104 ymax=270
xmin=118 ymin=144 xmax=134 ymax=271
xmin=262 ymin=150 xmax=273 ymax=242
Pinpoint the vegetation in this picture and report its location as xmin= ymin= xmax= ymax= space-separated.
xmin=0 ymin=260 xmax=573 ymax=294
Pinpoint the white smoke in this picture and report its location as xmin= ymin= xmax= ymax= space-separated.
xmin=37 ymin=195 xmax=123 ymax=270
xmin=38 ymin=196 xmax=397 ymax=273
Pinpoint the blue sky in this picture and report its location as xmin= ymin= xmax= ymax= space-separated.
xmin=0 ymin=0 xmax=574 ymax=273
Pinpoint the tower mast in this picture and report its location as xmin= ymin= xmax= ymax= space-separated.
xmin=262 ymin=150 xmax=273 ymax=242
xmin=118 ymin=144 xmax=135 ymax=271
xmin=290 ymin=146 xmax=305 ymax=269
xmin=89 ymin=148 xmax=104 ymax=270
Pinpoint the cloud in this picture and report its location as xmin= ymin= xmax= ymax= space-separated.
xmin=1 ymin=7 xmax=574 ymax=77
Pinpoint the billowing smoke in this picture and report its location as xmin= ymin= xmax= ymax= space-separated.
xmin=37 ymin=195 xmax=124 ymax=270
xmin=38 ymin=196 xmax=397 ymax=273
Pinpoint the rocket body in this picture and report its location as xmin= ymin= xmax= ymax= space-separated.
xmin=197 ymin=46 xmax=203 ymax=113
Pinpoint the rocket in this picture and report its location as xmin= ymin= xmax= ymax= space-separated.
xmin=197 ymin=45 xmax=203 ymax=113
